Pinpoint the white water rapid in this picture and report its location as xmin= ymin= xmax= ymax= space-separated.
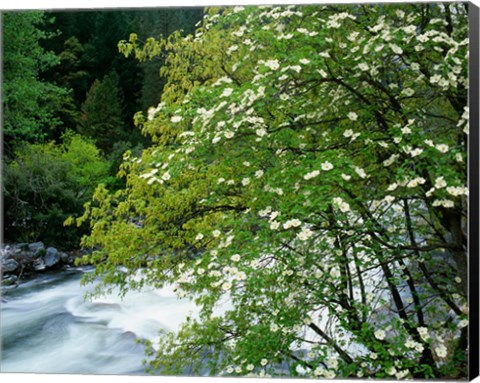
xmin=1 ymin=267 xmax=199 ymax=375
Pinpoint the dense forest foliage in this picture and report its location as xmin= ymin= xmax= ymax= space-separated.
xmin=3 ymin=3 xmax=471 ymax=380
xmin=2 ymin=8 xmax=203 ymax=248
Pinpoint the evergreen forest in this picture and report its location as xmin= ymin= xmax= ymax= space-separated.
xmin=3 ymin=8 xmax=203 ymax=248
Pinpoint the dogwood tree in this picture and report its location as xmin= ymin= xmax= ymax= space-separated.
xmin=76 ymin=3 xmax=470 ymax=379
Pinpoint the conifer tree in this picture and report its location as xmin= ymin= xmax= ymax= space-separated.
xmin=79 ymin=72 xmax=125 ymax=154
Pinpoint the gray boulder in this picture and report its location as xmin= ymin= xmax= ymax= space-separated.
xmin=59 ymin=252 xmax=69 ymax=262
xmin=2 ymin=258 xmax=19 ymax=273
xmin=33 ymin=258 xmax=46 ymax=271
xmin=2 ymin=274 xmax=18 ymax=286
xmin=43 ymin=247 xmax=60 ymax=267
xmin=28 ymin=241 xmax=45 ymax=256
xmin=1 ymin=244 xmax=20 ymax=260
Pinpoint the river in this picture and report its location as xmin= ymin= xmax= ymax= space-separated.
xmin=1 ymin=267 xmax=368 ymax=383
xmin=1 ymin=267 xmax=198 ymax=375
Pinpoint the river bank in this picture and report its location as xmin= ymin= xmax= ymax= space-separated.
xmin=1 ymin=242 xmax=88 ymax=290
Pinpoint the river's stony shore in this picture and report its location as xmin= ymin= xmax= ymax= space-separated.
xmin=1 ymin=242 xmax=87 ymax=288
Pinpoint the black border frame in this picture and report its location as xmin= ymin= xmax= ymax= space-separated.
xmin=469 ymin=1 xmax=479 ymax=380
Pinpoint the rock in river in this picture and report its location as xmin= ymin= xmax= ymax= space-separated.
xmin=43 ymin=247 xmax=60 ymax=267
xmin=2 ymin=259 xmax=19 ymax=273
xmin=28 ymin=241 xmax=45 ymax=257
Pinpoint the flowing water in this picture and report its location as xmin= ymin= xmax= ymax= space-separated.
xmin=0 ymin=267 xmax=199 ymax=374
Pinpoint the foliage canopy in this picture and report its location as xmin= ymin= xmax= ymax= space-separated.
xmin=78 ymin=3 xmax=469 ymax=379
xmin=4 ymin=133 xmax=112 ymax=248
xmin=2 ymin=11 xmax=72 ymax=152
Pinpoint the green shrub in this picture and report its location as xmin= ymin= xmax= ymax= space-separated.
xmin=3 ymin=132 xmax=111 ymax=249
